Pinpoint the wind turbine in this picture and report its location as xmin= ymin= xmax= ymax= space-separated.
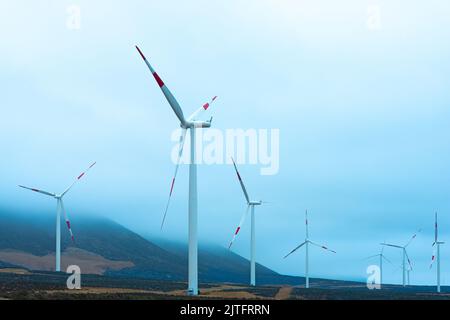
xmin=228 ymin=157 xmax=263 ymax=286
xmin=381 ymin=230 xmax=420 ymax=287
xmin=284 ymin=210 xmax=336 ymax=289
xmin=135 ymin=45 xmax=217 ymax=296
xmin=18 ymin=162 xmax=96 ymax=272
xmin=430 ymin=212 xmax=444 ymax=293
xmin=364 ymin=244 xmax=392 ymax=288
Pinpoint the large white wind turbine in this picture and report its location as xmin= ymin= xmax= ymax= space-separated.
xmin=430 ymin=212 xmax=444 ymax=293
xmin=364 ymin=244 xmax=392 ymax=288
xmin=284 ymin=210 xmax=336 ymax=289
xmin=228 ymin=158 xmax=263 ymax=286
xmin=381 ymin=230 xmax=420 ymax=287
xmin=135 ymin=45 xmax=217 ymax=296
xmin=18 ymin=162 xmax=96 ymax=272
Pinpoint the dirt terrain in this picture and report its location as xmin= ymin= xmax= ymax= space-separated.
xmin=0 ymin=248 xmax=134 ymax=274
xmin=0 ymin=267 xmax=450 ymax=300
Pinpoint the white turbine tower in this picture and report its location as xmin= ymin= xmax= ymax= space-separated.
xmin=135 ymin=45 xmax=217 ymax=296
xmin=228 ymin=158 xmax=263 ymax=286
xmin=284 ymin=210 xmax=336 ymax=289
xmin=430 ymin=212 xmax=444 ymax=293
xmin=364 ymin=244 xmax=392 ymax=288
xmin=18 ymin=162 xmax=96 ymax=272
xmin=381 ymin=230 xmax=420 ymax=287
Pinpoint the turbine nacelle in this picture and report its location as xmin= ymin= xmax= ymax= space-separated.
xmin=249 ymin=201 xmax=263 ymax=206
xmin=182 ymin=120 xmax=212 ymax=129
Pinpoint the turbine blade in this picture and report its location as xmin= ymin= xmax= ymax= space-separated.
xmin=231 ymin=157 xmax=250 ymax=204
xmin=188 ymin=96 xmax=218 ymax=122
xmin=363 ymin=254 xmax=380 ymax=261
xmin=435 ymin=212 xmax=438 ymax=243
xmin=161 ymin=128 xmax=187 ymax=229
xmin=60 ymin=200 xmax=75 ymax=243
xmin=404 ymin=229 xmax=421 ymax=248
xmin=381 ymin=254 xmax=390 ymax=263
xmin=380 ymin=243 xmax=403 ymax=249
xmin=18 ymin=185 xmax=55 ymax=197
xmin=135 ymin=45 xmax=186 ymax=125
xmin=430 ymin=246 xmax=437 ymax=269
xmin=228 ymin=205 xmax=251 ymax=249
xmin=62 ymin=162 xmax=96 ymax=196
xmin=284 ymin=241 xmax=307 ymax=259
xmin=309 ymin=241 xmax=336 ymax=253
xmin=404 ymin=250 xmax=413 ymax=270
xmin=305 ymin=209 xmax=309 ymax=239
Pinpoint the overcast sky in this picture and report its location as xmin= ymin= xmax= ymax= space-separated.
xmin=1 ymin=0 xmax=450 ymax=285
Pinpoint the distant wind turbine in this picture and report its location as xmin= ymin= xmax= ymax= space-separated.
xmin=364 ymin=244 xmax=392 ymax=288
xmin=430 ymin=212 xmax=444 ymax=293
xmin=135 ymin=45 xmax=217 ymax=296
xmin=284 ymin=210 xmax=336 ymax=289
xmin=228 ymin=157 xmax=264 ymax=286
xmin=381 ymin=229 xmax=420 ymax=287
xmin=18 ymin=162 xmax=96 ymax=272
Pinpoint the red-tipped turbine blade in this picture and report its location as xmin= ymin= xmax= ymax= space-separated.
xmin=405 ymin=229 xmax=421 ymax=248
xmin=188 ymin=96 xmax=218 ymax=122
xmin=18 ymin=185 xmax=55 ymax=197
xmin=310 ymin=241 xmax=336 ymax=253
xmin=161 ymin=129 xmax=187 ymax=229
xmin=430 ymin=244 xmax=437 ymax=269
xmin=229 ymin=205 xmax=251 ymax=249
xmin=231 ymin=157 xmax=250 ymax=204
xmin=435 ymin=212 xmax=438 ymax=243
xmin=60 ymin=200 xmax=75 ymax=243
xmin=62 ymin=162 xmax=96 ymax=196
xmin=135 ymin=45 xmax=186 ymax=125
xmin=284 ymin=241 xmax=307 ymax=259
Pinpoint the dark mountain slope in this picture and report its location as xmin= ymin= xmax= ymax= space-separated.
xmin=0 ymin=209 xmax=318 ymax=285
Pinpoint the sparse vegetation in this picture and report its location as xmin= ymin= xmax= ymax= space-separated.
xmin=1 ymin=269 xmax=449 ymax=300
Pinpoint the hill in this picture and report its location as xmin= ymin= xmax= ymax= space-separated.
xmin=0 ymin=210 xmax=301 ymax=285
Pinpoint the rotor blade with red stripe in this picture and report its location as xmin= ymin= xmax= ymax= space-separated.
xmin=188 ymin=96 xmax=218 ymax=122
xmin=435 ymin=212 xmax=438 ymax=244
xmin=228 ymin=205 xmax=250 ymax=249
xmin=430 ymin=245 xmax=437 ymax=269
xmin=18 ymin=185 xmax=55 ymax=197
xmin=135 ymin=45 xmax=186 ymax=125
xmin=309 ymin=241 xmax=336 ymax=253
xmin=161 ymin=128 xmax=187 ymax=230
xmin=60 ymin=199 xmax=75 ymax=243
xmin=62 ymin=162 xmax=96 ymax=196
xmin=404 ymin=249 xmax=413 ymax=270
xmin=231 ymin=157 xmax=250 ymax=204
xmin=283 ymin=241 xmax=307 ymax=259
xmin=404 ymin=229 xmax=421 ymax=248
